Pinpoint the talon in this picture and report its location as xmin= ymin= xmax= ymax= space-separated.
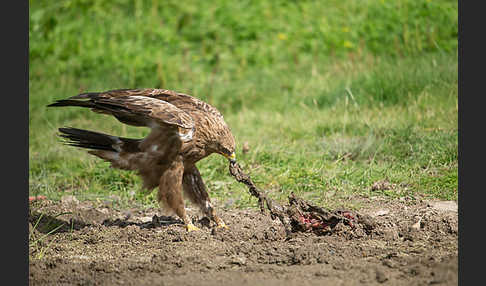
xmin=217 ymin=221 xmax=229 ymax=229
xmin=186 ymin=223 xmax=200 ymax=232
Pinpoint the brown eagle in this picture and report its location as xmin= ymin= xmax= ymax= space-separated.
xmin=48 ymin=88 xmax=236 ymax=231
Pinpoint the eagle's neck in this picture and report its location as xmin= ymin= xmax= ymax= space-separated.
xmin=180 ymin=140 xmax=213 ymax=164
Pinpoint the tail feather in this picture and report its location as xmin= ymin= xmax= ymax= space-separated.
xmin=58 ymin=127 xmax=141 ymax=153
xmin=56 ymin=126 xmax=166 ymax=191
xmin=58 ymin=127 xmax=120 ymax=152
xmin=47 ymin=99 xmax=95 ymax=108
xmin=47 ymin=96 xmax=137 ymax=121
xmin=70 ymin=89 xmax=134 ymax=100
xmin=69 ymin=92 xmax=101 ymax=99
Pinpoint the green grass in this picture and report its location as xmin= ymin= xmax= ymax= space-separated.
xmin=29 ymin=0 xmax=458 ymax=210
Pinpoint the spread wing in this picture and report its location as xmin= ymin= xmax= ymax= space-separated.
xmin=48 ymin=90 xmax=198 ymax=191
xmin=48 ymin=89 xmax=195 ymax=130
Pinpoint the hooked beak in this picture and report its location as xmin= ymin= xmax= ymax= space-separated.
xmin=224 ymin=152 xmax=236 ymax=163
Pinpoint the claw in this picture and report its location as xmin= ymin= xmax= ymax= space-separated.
xmin=217 ymin=221 xmax=229 ymax=229
xmin=186 ymin=223 xmax=200 ymax=232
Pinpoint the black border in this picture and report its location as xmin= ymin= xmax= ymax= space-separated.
xmin=3 ymin=0 xmax=29 ymax=284
xmin=458 ymin=1 xmax=465 ymax=284
xmin=458 ymin=1 xmax=480 ymax=285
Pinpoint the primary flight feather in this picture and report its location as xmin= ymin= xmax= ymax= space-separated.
xmin=48 ymin=88 xmax=236 ymax=231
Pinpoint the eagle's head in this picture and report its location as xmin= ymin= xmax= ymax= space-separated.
xmin=212 ymin=124 xmax=236 ymax=163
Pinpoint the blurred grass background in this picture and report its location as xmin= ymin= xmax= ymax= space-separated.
xmin=29 ymin=0 xmax=458 ymax=210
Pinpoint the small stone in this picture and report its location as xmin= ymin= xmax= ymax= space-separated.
xmin=61 ymin=195 xmax=79 ymax=205
xmin=411 ymin=218 xmax=422 ymax=231
xmin=376 ymin=269 xmax=388 ymax=283
xmin=122 ymin=210 xmax=132 ymax=220
xmin=427 ymin=201 xmax=457 ymax=212
xmin=373 ymin=209 xmax=389 ymax=217
xmin=231 ymin=255 xmax=247 ymax=266
xmin=140 ymin=216 xmax=153 ymax=223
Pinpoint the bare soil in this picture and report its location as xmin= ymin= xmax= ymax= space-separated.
xmin=29 ymin=196 xmax=457 ymax=286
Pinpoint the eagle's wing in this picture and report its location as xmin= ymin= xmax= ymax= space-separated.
xmin=49 ymin=90 xmax=197 ymax=193
xmin=48 ymin=89 xmax=195 ymax=130
xmin=145 ymin=89 xmax=224 ymax=119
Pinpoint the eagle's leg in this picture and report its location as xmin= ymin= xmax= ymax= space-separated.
xmin=182 ymin=165 xmax=227 ymax=229
xmin=158 ymin=157 xmax=200 ymax=232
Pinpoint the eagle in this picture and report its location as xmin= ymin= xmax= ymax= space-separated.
xmin=48 ymin=88 xmax=236 ymax=231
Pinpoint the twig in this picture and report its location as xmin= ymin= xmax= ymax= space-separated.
xmin=228 ymin=161 xmax=374 ymax=236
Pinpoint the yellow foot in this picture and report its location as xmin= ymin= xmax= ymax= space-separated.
xmin=217 ymin=221 xmax=229 ymax=229
xmin=186 ymin=223 xmax=200 ymax=232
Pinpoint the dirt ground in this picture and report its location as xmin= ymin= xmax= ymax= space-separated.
xmin=29 ymin=196 xmax=457 ymax=286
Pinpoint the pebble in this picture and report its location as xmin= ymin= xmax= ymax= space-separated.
xmin=231 ymin=255 xmax=247 ymax=266
xmin=61 ymin=195 xmax=79 ymax=205
xmin=411 ymin=218 xmax=422 ymax=231
xmin=427 ymin=201 xmax=457 ymax=212
xmin=376 ymin=269 xmax=388 ymax=283
xmin=373 ymin=209 xmax=390 ymax=217
xmin=139 ymin=216 xmax=153 ymax=223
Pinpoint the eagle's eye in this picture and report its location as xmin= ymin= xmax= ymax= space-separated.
xmin=219 ymin=146 xmax=236 ymax=161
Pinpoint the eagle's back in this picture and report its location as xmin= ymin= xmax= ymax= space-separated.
xmin=146 ymin=89 xmax=233 ymax=164
xmin=148 ymin=89 xmax=224 ymax=120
